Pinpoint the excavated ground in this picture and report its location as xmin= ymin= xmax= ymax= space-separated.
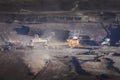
xmin=0 ymin=23 xmax=120 ymax=80
xmin=0 ymin=48 xmax=120 ymax=80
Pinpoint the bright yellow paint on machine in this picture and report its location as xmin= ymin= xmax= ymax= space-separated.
xmin=67 ymin=39 xmax=80 ymax=48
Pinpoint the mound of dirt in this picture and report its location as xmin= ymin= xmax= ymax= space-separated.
xmin=81 ymin=58 xmax=120 ymax=75
xmin=22 ymin=50 xmax=52 ymax=75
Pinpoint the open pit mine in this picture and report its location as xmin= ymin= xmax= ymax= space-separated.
xmin=0 ymin=0 xmax=120 ymax=80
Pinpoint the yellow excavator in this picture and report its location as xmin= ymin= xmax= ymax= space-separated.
xmin=67 ymin=36 xmax=80 ymax=48
xmin=66 ymin=30 xmax=81 ymax=48
xmin=66 ymin=30 xmax=93 ymax=48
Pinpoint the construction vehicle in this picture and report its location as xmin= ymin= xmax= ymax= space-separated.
xmin=27 ymin=34 xmax=48 ymax=48
xmin=8 ymin=40 xmax=21 ymax=46
xmin=67 ymin=30 xmax=81 ymax=48
xmin=67 ymin=30 xmax=98 ymax=48
xmin=0 ymin=40 xmax=21 ymax=51
xmin=101 ymin=38 xmax=110 ymax=46
xmin=67 ymin=36 xmax=80 ymax=48
xmin=67 ymin=35 xmax=95 ymax=48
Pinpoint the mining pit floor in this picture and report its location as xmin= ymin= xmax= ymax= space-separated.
xmin=0 ymin=23 xmax=120 ymax=80
xmin=0 ymin=47 xmax=120 ymax=80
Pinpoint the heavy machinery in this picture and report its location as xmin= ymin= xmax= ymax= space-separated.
xmin=0 ymin=40 xmax=22 ymax=51
xmin=67 ymin=36 xmax=80 ymax=48
xmin=67 ymin=30 xmax=81 ymax=48
xmin=27 ymin=34 xmax=48 ymax=48
xmin=67 ymin=30 xmax=98 ymax=48
xmin=101 ymin=38 xmax=110 ymax=46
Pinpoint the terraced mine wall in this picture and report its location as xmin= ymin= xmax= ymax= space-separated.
xmin=27 ymin=22 xmax=107 ymax=43
xmin=0 ymin=14 xmax=109 ymax=45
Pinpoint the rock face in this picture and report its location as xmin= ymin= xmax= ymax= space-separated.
xmin=0 ymin=0 xmax=120 ymax=11
xmin=29 ymin=22 xmax=107 ymax=42
xmin=0 ymin=22 xmax=107 ymax=45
